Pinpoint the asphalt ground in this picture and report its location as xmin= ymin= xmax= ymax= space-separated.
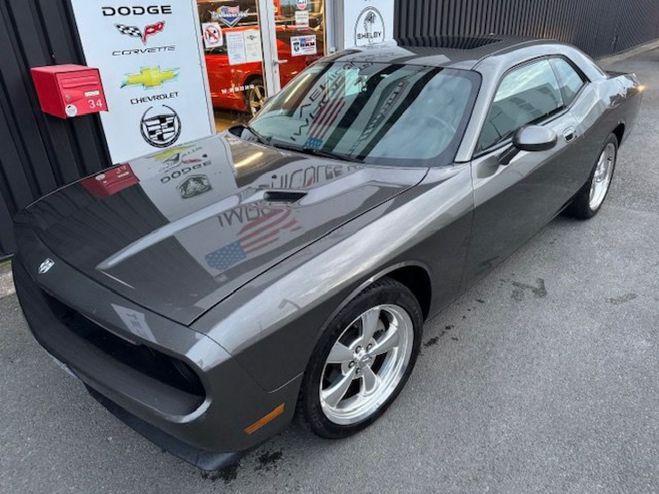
xmin=1 ymin=49 xmax=657 ymax=493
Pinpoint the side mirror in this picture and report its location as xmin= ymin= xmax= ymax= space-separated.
xmin=514 ymin=125 xmax=558 ymax=152
xmin=498 ymin=125 xmax=558 ymax=165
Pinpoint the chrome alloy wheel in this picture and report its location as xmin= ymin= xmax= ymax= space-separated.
xmin=319 ymin=304 xmax=414 ymax=425
xmin=589 ymin=142 xmax=616 ymax=211
xmin=248 ymin=82 xmax=266 ymax=116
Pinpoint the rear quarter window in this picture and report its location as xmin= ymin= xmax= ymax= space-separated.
xmin=551 ymin=58 xmax=586 ymax=106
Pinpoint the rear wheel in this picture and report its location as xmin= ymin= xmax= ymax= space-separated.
xmin=564 ymin=134 xmax=618 ymax=219
xmin=245 ymin=78 xmax=266 ymax=116
xmin=299 ymin=278 xmax=423 ymax=439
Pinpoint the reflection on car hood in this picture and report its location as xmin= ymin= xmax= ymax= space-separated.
xmin=20 ymin=133 xmax=428 ymax=325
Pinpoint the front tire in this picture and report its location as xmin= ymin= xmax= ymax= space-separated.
xmin=564 ymin=134 xmax=618 ymax=219
xmin=299 ymin=278 xmax=423 ymax=439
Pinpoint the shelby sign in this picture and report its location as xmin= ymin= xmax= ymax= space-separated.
xmin=343 ymin=0 xmax=394 ymax=48
xmin=71 ymin=1 xmax=213 ymax=164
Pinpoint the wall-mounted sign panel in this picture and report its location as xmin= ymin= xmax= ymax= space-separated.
xmin=343 ymin=0 xmax=395 ymax=49
xmin=70 ymin=0 xmax=214 ymax=164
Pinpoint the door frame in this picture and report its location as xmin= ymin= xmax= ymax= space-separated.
xmin=257 ymin=0 xmax=330 ymax=99
xmin=257 ymin=0 xmax=282 ymax=96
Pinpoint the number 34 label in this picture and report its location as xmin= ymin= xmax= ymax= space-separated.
xmin=88 ymin=98 xmax=104 ymax=110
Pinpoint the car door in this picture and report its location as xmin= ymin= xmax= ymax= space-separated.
xmin=464 ymin=58 xmax=583 ymax=283
xmin=549 ymin=57 xmax=598 ymax=191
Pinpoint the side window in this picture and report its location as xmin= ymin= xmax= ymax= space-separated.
xmin=551 ymin=58 xmax=586 ymax=106
xmin=477 ymin=59 xmax=563 ymax=152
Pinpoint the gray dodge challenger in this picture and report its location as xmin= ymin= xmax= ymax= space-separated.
xmin=13 ymin=38 xmax=642 ymax=470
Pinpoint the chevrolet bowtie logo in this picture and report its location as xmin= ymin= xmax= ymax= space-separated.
xmin=122 ymin=66 xmax=178 ymax=89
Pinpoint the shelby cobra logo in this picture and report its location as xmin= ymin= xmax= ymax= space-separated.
xmin=140 ymin=105 xmax=181 ymax=148
xmin=115 ymin=21 xmax=166 ymax=44
xmin=354 ymin=7 xmax=385 ymax=46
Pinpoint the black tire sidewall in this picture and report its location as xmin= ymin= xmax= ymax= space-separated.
xmin=299 ymin=278 xmax=424 ymax=439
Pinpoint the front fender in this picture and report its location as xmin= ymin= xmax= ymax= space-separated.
xmin=193 ymin=164 xmax=474 ymax=391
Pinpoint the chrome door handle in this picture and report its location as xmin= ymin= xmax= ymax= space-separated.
xmin=273 ymin=59 xmax=289 ymax=65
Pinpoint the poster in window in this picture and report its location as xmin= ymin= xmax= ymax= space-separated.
xmin=202 ymin=22 xmax=223 ymax=48
xmin=226 ymin=31 xmax=247 ymax=65
xmin=243 ymin=30 xmax=263 ymax=63
xmin=291 ymin=35 xmax=317 ymax=56
xmin=295 ymin=10 xmax=309 ymax=28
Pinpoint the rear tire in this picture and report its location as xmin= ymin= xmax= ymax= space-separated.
xmin=298 ymin=278 xmax=423 ymax=439
xmin=564 ymin=134 xmax=618 ymax=219
xmin=245 ymin=78 xmax=266 ymax=116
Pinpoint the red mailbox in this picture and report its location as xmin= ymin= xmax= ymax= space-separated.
xmin=81 ymin=164 xmax=139 ymax=198
xmin=31 ymin=64 xmax=107 ymax=119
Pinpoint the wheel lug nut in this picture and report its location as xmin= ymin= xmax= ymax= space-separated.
xmin=356 ymin=346 xmax=362 ymax=353
xmin=367 ymin=344 xmax=372 ymax=351
xmin=348 ymin=361 xmax=355 ymax=368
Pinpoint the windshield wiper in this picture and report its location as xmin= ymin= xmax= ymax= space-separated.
xmin=233 ymin=126 xmax=363 ymax=163
xmin=269 ymin=141 xmax=363 ymax=164
xmin=231 ymin=123 xmax=271 ymax=145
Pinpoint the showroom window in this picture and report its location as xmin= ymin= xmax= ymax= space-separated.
xmin=197 ymin=0 xmax=326 ymax=131
xmin=477 ymin=59 xmax=563 ymax=152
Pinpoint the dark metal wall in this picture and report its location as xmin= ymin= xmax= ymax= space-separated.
xmin=395 ymin=0 xmax=659 ymax=58
xmin=0 ymin=0 xmax=110 ymax=257
xmin=1 ymin=0 xmax=659 ymax=256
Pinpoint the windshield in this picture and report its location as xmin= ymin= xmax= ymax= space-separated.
xmin=249 ymin=61 xmax=480 ymax=166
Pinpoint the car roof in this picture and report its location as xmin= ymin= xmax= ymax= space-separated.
xmin=326 ymin=36 xmax=555 ymax=71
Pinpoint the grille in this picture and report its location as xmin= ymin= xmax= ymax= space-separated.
xmin=41 ymin=289 xmax=206 ymax=401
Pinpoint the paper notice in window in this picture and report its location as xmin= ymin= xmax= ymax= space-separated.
xmin=295 ymin=10 xmax=309 ymax=28
xmin=226 ymin=31 xmax=247 ymax=65
xmin=291 ymin=35 xmax=317 ymax=56
xmin=243 ymin=30 xmax=263 ymax=63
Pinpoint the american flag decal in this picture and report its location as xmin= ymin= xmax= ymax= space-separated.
xmin=304 ymin=78 xmax=347 ymax=150
xmin=205 ymin=208 xmax=300 ymax=272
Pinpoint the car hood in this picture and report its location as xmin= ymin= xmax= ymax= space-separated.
xmin=20 ymin=133 xmax=427 ymax=325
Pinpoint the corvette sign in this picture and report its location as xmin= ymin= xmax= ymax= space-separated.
xmin=70 ymin=0 xmax=213 ymax=163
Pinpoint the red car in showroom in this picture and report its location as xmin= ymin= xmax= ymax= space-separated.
xmin=200 ymin=0 xmax=325 ymax=114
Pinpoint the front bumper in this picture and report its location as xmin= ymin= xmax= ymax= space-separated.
xmin=12 ymin=230 xmax=301 ymax=469
xmin=87 ymin=387 xmax=239 ymax=471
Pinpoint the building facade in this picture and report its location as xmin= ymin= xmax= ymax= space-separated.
xmin=1 ymin=0 xmax=658 ymax=257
